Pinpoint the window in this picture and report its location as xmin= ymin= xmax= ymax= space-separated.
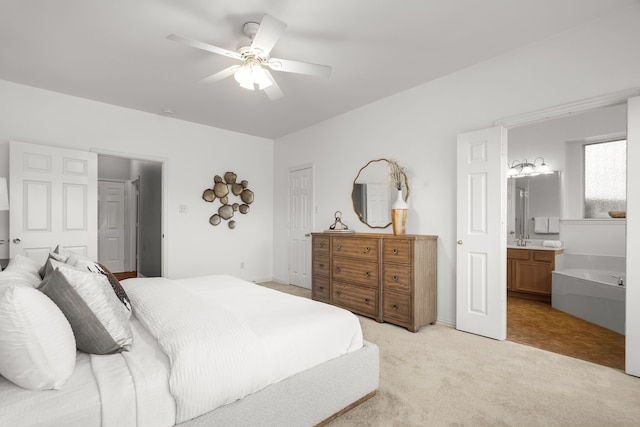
xmin=583 ymin=139 xmax=626 ymax=218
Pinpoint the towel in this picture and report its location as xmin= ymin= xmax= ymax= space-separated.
xmin=543 ymin=240 xmax=562 ymax=248
xmin=534 ymin=217 xmax=549 ymax=233
xmin=548 ymin=217 xmax=560 ymax=233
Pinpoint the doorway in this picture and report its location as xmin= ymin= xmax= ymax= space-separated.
xmin=457 ymin=89 xmax=640 ymax=376
xmin=97 ymin=154 xmax=162 ymax=278
xmin=504 ymin=102 xmax=628 ymax=370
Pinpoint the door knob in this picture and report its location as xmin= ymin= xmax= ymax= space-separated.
xmin=457 ymin=240 xmax=463 ymax=245
xmin=13 ymin=238 xmax=21 ymax=244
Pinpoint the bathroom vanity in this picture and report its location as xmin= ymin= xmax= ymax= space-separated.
xmin=507 ymin=246 xmax=564 ymax=303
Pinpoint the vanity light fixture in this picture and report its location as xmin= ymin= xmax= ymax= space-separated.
xmin=507 ymin=157 xmax=553 ymax=178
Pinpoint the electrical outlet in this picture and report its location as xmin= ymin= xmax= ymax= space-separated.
xmin=179 ymin=204 xmax=188 ymax=213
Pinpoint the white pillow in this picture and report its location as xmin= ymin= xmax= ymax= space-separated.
xmin=0 ymin=286 xmax=76 ymax=390
xmin=5 ymin=254 xmax=41 ymax=274
xmin=3 ymin=255 xmax=42 ymax=287
xmin=0 ymin=270 xmax=35 ymax=289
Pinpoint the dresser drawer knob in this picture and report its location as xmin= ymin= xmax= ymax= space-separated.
xmin=318 ymin=263 xmax=324 ymax=268
xmin=318 ymin=286 xmax=324 ymax=291
xmin=392 ymin=275 xmax=399 ymax=281
xmin=336 ymin=291 xmax=342 ymax=297
xmin=393 ymin=248 xmax=399 ymax=255
xmin=318 ymin=242 xmax=324 ymax=248
xmin=364 ymin=298 xmax=370 ymax=304
xmin=336 ymin=244 xmax=342 ymax=250
xmin=365 ymin=271 xmax=370 ymax=277
xmin=335 ymin=267 xmax=341 ymax=273
xmin=364 ymin=246 xmax=370 ymax=253
xmin=392 ymin=304 xmax=398 ymax=311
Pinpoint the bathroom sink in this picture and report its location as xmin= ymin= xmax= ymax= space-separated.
xmin=507 ymin=240 xmax=563 ymax=250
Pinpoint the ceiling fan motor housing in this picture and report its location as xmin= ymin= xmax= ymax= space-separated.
xmin=242 ymin=21 xmax=260 ymax=38
xmin=238 ymin=21 xmax=267 ymax=60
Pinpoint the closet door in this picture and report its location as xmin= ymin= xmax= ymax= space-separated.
xmin=9 ymin=141 xmax=97 ymax=264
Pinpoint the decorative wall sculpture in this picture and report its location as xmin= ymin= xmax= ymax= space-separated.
xmin=202 ymin=172 xmax=254 ymax=228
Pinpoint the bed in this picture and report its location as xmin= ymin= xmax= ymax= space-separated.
xmin=0 ymin=254 xmax=379 ymax=427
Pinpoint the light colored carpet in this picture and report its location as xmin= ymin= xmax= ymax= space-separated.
xmin=259 ymin=282 xmax=640 ymax=427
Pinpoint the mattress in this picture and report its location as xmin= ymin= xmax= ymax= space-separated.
xmin=0 ymin=275 xmax=364 ymax=426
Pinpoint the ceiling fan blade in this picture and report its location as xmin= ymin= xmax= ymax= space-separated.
xmin=266 ymin=57 xmax=331 ymax=78
xmin=251 ymin=15 xmax=287 ymax=56
xmin=167 ymin=34 xmax=242 ymax=60
xmin=262 ymin=69 xmax=284 ymax=100
xmin=198 ymin=65 xmax=240 ymax=84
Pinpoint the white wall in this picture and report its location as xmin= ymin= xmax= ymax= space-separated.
xmin=273 ymin=3 xmax=640 ymax=325
xmin=98 ymin=155 xmax=132 ymax=181
xmin=560 ymin=220 xmax=626 ymax=257
xmin=0 ymin=80 xmax=274 ymax=281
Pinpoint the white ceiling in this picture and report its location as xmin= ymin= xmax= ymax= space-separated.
xmin=0 ymin=0 xmax=636 ymax=139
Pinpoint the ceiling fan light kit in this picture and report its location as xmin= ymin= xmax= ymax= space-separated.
xmin=168 ymin=14 xmax=331 ymax=100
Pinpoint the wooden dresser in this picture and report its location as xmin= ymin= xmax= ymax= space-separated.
xmin=311 ymin=232 xmax=437 ymax=332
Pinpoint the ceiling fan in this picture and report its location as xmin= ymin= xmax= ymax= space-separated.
xmin=167 ymin=14 xmax=332 ymax=100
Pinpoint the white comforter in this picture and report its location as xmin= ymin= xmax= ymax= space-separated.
xmin=125 ymin=275 xmax=363 ymax=424
xmin=0 ymin=276 xmax=363 ymax=426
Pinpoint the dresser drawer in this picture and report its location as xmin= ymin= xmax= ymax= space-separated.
xmin=383 ymin=264 xmax=412 ymax=294
xmin=332 ymin=259 xmax=379 ymax=287
xmin=383 ymin=292 xmax=412 ymax=324
xmin=312 ymin=276 xmax=330 ymax=302
xmin=333 ymin=282 xmax=378 ymax=318
xmin=313 ymin=235 xmax=330 ymax=256
xmin=313 ymin=255 xmax=330 ymax=278
xmin=332 ymin=237 xmax=379 ymax=261
xmin=383 ymin=239 xmax=412 ymax=264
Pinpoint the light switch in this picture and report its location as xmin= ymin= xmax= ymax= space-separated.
xmin=179 ymin=204 xmax=188 ymax=213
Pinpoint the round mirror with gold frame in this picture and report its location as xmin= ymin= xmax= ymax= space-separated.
xmin=351 ymin=158 xmax=409 ymax=229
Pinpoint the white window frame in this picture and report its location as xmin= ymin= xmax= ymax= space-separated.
xmin=582 ymin=138 xmax=627 ymax=219
xmin=564 ymin=131 xmax=626 ymax=219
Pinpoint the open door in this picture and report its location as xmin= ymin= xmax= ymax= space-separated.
xmin=626 ymin=96 xmax=640 ymax=376
xmin=456 ymin=127 xmax=507 ymax=340
xmin=10 ymin=141 xmax=97 ymax=263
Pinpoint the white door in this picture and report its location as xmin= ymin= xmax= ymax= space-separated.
xmin=10 ymin=141 xmax=97 ymax=264
xmin=626 ymin=96 xmax=640 ymax=377
xmin=456 ymin=127 xmax=507 ymax=340
xmin=288 ymin=166 xmax=313 ymax=288
xmin=98 ymin=180 xmax=126 ymax=273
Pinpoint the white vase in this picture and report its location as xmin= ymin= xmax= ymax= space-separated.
xmin=391 ymin=189 xmax=408 ymax=235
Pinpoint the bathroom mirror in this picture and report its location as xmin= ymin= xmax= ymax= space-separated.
xmin=352 ymin=158 xmax=409 ymax=228
xmin=508 ymin=171 xmax=561 ymax=239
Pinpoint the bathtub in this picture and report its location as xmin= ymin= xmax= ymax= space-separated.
xmin=552 ymin=269 xmax=625 ymax=335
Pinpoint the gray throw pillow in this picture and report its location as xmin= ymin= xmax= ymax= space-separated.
xmin=39 ymin=260 xmax=133 ymax=355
